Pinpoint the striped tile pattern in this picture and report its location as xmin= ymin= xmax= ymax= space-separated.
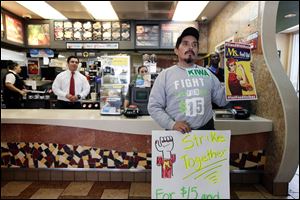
xmin=1 ymin=142 xmax=265 ymax=170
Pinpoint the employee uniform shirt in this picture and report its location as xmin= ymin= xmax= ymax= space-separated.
xmin=52 ymin=70 xmax=90 ymax=102
xmin=5 ymin=70 xmax=17 ymax=84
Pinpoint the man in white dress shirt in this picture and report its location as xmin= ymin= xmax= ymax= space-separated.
xmin=52 ymin=56 xmax=90 ymax=109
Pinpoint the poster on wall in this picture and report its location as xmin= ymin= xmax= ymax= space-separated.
xmin=27 ymin=24 xmax=50 ymax=46
xmin=224 ymin=42 xmax=257 ymax=101
xmin=152 ymin=130 xmax=231 ymax=199
xmin=5 ymin=14 xmax=24 ymax=44
xmin=27 ymin=58 xmax=39 ymax=75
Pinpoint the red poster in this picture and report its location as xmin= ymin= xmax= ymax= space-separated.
xmin=27 ymin=59 xmax=39 ymax=75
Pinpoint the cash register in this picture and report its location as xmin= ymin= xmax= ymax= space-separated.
xmin=130 ymin=87 xmax=151 ymax=115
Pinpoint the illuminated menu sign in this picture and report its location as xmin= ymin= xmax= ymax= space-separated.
xmin=160 ymin=22 xmax=198 ymax=48
xmin=27 ymin=24 xmax=50 ymax=46
xmin=5 ymin=15 xmax=24 ymax=44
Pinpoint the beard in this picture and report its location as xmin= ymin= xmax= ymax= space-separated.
xmin=184 ymin=55 xmax=194 ymax=64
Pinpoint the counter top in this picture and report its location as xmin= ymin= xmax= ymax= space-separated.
xmin=1 ymin=109 xmax=272 ymax=135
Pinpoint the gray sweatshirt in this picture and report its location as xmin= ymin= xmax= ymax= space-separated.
xmin=148 ymin=64 xmax=227 ymax=130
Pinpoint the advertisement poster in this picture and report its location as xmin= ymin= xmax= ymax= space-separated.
xmin=27 ymin=58 xmax=39 ymax=75
xmin=27 ymin=24 xmax=50 ymax=46
xmin=224 ymin=42 xmax=257 ymax=101
xmin=152 ymin=130 xmax=231 ymax=199
xmin=136 ymin=25 xmax=159 ymax=47
xmin=161 ymin=22 xmax=198 ymax=48
xmin=5 ymin=14 xmax=24 ymax=44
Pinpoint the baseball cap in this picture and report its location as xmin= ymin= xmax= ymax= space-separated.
xmin=175 ymin=27 xmax=199 ymax=48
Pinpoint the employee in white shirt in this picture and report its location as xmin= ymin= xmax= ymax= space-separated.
xmin=3 ymin=60 xmax=27 ymax=108
xmin=52 ymin=56 xmax=90 ymax=109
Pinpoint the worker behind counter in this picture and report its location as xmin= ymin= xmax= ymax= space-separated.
xmin=2 ymin=60 xmax=28 ymax=109
xmin=123 ymin=65 xmax=152 ymax=117
xmin=52 ymin=56 xmax=90 ymax=109
xmin=123 ymin=65 xmax=149 ymax=109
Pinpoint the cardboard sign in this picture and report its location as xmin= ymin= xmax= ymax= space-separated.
xmin=152 ymin=130 xmax=231 ymax=199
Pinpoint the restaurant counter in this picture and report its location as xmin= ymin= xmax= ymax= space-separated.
xmin=1 ymin=109 xmax=272 ymax=177
xmin=1 ymin=109 xmax=272 ymax=135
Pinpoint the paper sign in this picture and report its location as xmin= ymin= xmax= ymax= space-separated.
xmin=152 ymin=130 xmax=231 ymax=199
xmin=224 ymin=42 xmax=258 ymax=101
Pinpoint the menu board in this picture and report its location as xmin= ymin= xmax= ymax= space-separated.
xmin=54 ymin=21 xmax=130 ymax=41
xmin=82 ymin=21 xmax=92 ymax=40
xmin=54 ymin=21 xmax=64 ymax=40
xmin=92 ymin=22 xmax=102 ymax=40
xmin=27 ymin=24 xmax=50 ymax=46
xmin=102 ymin=21 xmax=112 ymax=41
xmin=5 ymin=14 xmax=24 ymax=44
xmin=136 ymin=25 xmax=159 ymax=47
xmin=73 ymin=21 xmax=82 ymax=40
xmin=63 ymin=21 xmax=73 ymax=40
xmin=161 ymin=22 xmax=198 ymax=48
xmin=121 ymin=22 xmax=130 ymax=40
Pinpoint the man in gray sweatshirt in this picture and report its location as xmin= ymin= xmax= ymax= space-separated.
xmin=148 ymin=27 xmax=228 ymax=133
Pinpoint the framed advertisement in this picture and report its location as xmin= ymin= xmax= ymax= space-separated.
xmin=160 ymin=22 xmax=198 ymax=48
xmin=27 ymin=24 xmax=50 ymax=46
xmin=27 ymin=58 xmax=39 ymax=75
xmin=5 ymin=14 xmax=24 ymax=44
xmin=135 ymin=24 xmax=159 ymax=48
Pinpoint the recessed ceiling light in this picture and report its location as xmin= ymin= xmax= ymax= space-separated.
xmin=16 ymin=1 xmax=67 ymax=20
xmin=284 ymin=13 xmax=297 ymax=18
xmin=80 ymin=1 xmax=118 ymax=21
xmin=172 ymin=1 xmax=209 ymax=21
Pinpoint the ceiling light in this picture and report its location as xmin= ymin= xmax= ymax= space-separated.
xmin=284 ymin=13 xmax=297 ymax=18
xmin=16 ymin=1 xmax=67 ymax=20
xmin=80 ymin=1 xmax=118 ymax=21
xmin=173 ymin=1 xmax=209 ymax=21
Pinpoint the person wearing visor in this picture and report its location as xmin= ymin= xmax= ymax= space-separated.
xmin=148 ymin=27 xmax=228 ymax=133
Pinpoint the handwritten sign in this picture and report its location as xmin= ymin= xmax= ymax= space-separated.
xmin=152 ymin=130 xmax=231 ymax=199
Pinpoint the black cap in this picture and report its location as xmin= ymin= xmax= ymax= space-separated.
xmin=175 ymin=27 xmax=199 ymax=48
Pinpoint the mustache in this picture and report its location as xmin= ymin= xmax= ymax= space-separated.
xmin=185 ymin=50 xmax=195 ymax=55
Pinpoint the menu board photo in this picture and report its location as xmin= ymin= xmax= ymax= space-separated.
xmin=54 ymin=20 xmax=130 ymax=41
xmin=136 ymin=25 xmax=159 ymax=47
xmin=161 ymin=22 xmax=198 ymax=48
xmin=121 ymin=22 xmax=130 ymax=41
xmin=27 ymin=24 xmax=50 ymax=46
xmin=5 ymin=14 xmax=24 ymax=44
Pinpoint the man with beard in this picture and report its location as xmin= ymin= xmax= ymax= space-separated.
xmin=148 ymin=27 xmax=228 ymax=133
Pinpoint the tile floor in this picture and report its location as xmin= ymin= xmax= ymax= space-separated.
xmin=1 ymin=167 xmax=298 ymax=199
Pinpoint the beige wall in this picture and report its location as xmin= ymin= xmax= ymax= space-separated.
xmin=276 ymin=33 xmax=291 ymax=73
xmin=207 ymin=1 xmax=286 ymax=183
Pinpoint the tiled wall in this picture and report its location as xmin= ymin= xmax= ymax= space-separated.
xmin=1 ymin=142 xmax=265 ymax=171
xmin=2 ymin=168 xmax=151 ymax=182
